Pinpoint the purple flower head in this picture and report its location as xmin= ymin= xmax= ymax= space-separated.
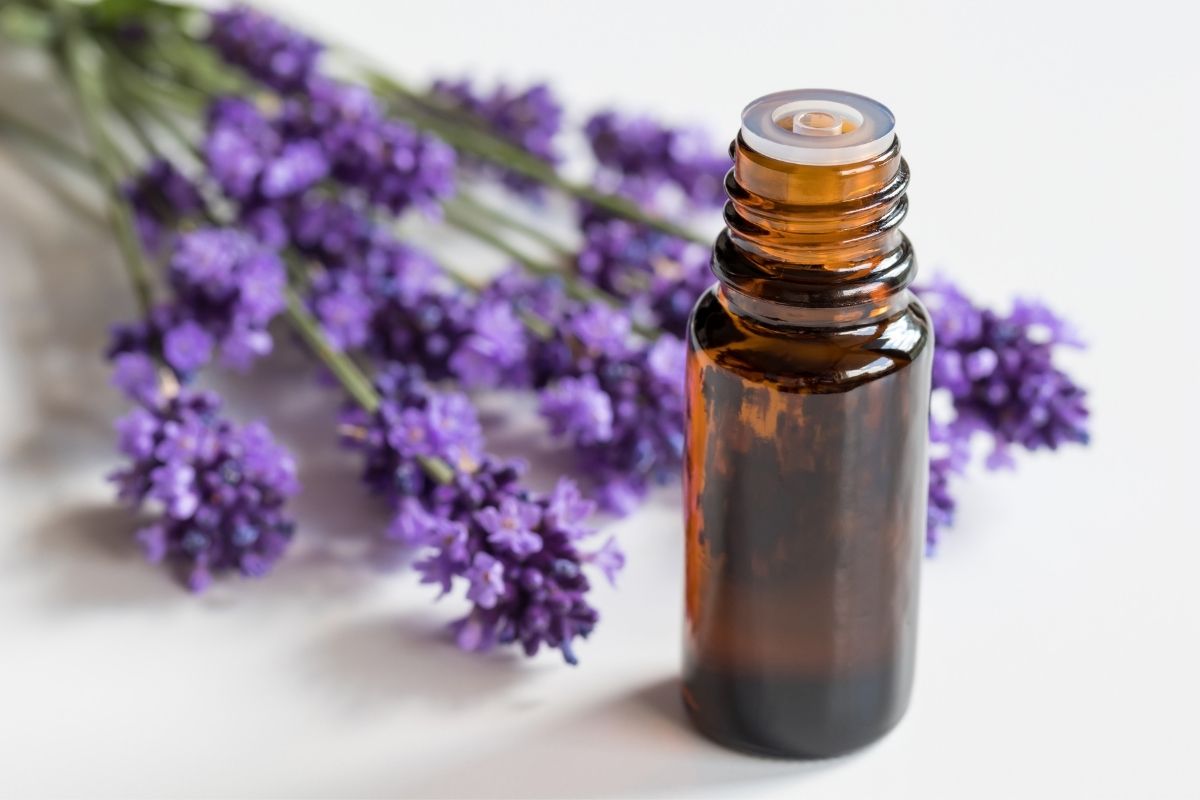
xmin=282 ymin=77 xmax=457 ymax=216
xmin=464 ymin=552 xmax=505 ymax=609
xmin=339 ymin=367 xmax=620 ymax=663
xmin=207 ymin=4 xmax=323 ymax=93
xmin=546 ymin=479 xmax=596 ymax=533
xmin=476 ymin=497 xmax=543 ymax=557
xmin=109 ymin=383 xmax=299 ymax=590
xmin=425 ymin=459 xmax=616 ymax=665
xmin=575 ymin=217 xmax=712 ymax=335
xmin=204 ymin=98 xmax=278 ymax=202
xmin=917 ymin=277 xmax=1090 ymax=466
xmin=312 ymin=274 xmax=374 ymax=351
xmin=341 ymin=365 xmax=485 ymax=499
xmin=122 ymin=159 xmax=204 ymax=253
xmin=161 ymin=227 xmax=286 ymax=373
xmin=111 ymin=351 xmax=161 ymax=406
xmin=431 ymin=78 xmax=563 ymax=196
xmin=539 ymin=375 xmax=614 ymax=445
xmin=585 ymin=110 xmax=729 ymax=211
xmin=472 ymin=270 xmax=687 ymax=514
xmin=162 ymin=321 xmax=214 ymax=376
xmin=260 ymin=139 xmax=329 ymax=198
xmin=564 ymin=302 xmax=635 ymax=360
xmin=447 ymin=300 xmax=530 ymax=389
xmin=278 ymin=197 xmax=530 ymax=386
xmin=204 ymin=98 xmax=329 ymax=204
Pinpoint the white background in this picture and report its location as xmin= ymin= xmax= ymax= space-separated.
xmin=2 ymin=1 xmax=1199 ymax=797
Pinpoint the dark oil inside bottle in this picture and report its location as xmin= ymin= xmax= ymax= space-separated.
xmin=683 ymin=90 xmax=932 ymax=759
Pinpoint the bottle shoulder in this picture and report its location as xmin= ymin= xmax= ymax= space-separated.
xmin=687 ymin=286 xmax=932 ymax=392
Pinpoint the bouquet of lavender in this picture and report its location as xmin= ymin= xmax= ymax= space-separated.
xmin=0 ymin=0 xmax=1089 ymax=664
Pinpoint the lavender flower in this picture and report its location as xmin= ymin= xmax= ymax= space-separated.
xmin=340 ymin=366 xmax=618 ymax=663
xmin=483 ymin=272 xmax=687 ymax=512
xmin=274 ymin=195 xmax=533 ymax=385
xmin=918 ymin=277 xmax=1090 ymax=468
xmin=575 ymin=217 xmax=712 ymax=335
xmin=165 ymin=227 xmax=287 ymax=372
xmin=204 ymin=98 xmax=328 ymax=204
xmin=585 ymin=110 xmax=729 ymax=211
xmin=106 ymin=228 xmax=286 ymax=378
xmin=207 ymin=4 xmax=322 ymax=93
xmin=926 ymin=418 xmax=971 ymax=554
xmin=205 ymin=8 xmax=456 ymax=218
xmin=539 ymin=375 xmax=614 ymax=445
xmin=109 ymin=353 xmax=299 ymax=591
xmin=122 ymin=158 xmax=204 ymax=254
xmin=431 ymin=78 xmax=563 ymax=196
xmin=281 ymin=77 xmax=456 ymax=216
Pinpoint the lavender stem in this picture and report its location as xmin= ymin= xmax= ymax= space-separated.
xmin=282 ymin=286 xmax=455 ymax=485
xmin=53 ymin=5 xmax=155 ymax=315
xmin=451 ymin=192 xmax=574 ymax=256
xmin=440 ymin=204 xmax=658 ymax=338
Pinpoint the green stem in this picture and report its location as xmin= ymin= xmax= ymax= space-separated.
xmin=98 ymin=35 xmax=210 ymax=111
xmin=111 ymin=95 xmax=158 ymax=160
xmin=284 ymin=286 xmax=377 ymax=411
xmin=0 ymin=105 xmax=90 ymax=170
xmin=103 ymin=49 xmax=204 ymax=162
xmin=54 ymin=4 xmax=154 ymax=314
xmin=283 ymin=286 xmax=454 ymax=485
xmin=441 ymin=205 xmax=658 ymax=339
xmin=442 ymin=204 xmax=557 ymax=276
xmin=372 ymin=75 xmax=712 ymax=246
xmin=451 ymin=191 xmax=574 ymax=256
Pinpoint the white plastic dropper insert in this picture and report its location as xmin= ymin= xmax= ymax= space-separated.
xmin=739 ymin=89 xmax=896 ymax=166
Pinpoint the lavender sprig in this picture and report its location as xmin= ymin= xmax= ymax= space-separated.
xmin=340 ymin=365 xmax=621 ymax=663
xmin=110 ymin=358 xmax=300 ymax=591
xmin=53 ymin=11 xmax=302 ymax=594
xmin=284 ymin=282 xmax=619 ymax=664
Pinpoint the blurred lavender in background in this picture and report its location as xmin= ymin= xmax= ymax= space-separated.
xmin=0 ymin=0 xmax=1090 ymax=662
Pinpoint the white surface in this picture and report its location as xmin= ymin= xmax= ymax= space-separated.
xmin=2 ymin=1 xmax=1199 ymax=798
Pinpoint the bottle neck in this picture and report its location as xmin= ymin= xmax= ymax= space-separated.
xmin=713 ymin=135 xmax=915 ymax=326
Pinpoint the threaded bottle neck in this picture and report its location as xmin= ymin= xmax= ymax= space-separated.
xmin=713 ymin=130 xmax=916 ymax=318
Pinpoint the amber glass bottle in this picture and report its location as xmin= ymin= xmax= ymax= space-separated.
xmin=683 ymin=90 xmax=932 ymax=759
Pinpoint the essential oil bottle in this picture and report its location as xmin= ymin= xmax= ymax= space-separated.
xmin=683 ymin=89 xmax=933 ymax=758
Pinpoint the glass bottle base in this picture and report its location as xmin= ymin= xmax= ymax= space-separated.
xmin=682 ymin=662 xmax=912 ymax=759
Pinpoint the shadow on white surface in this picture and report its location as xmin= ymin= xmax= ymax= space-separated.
xmin=301 ymin=613 xmax=536 ymax=715
xmin=25 ymin=501 xmax=181 ymax=608
xmin=354 ymin=677 xmax=841 ymax=799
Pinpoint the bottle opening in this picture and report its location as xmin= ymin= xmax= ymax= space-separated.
xmin=792 ymin=111 xmax=844 ymax=136
xmin=741 ymin=89 xmax=895 ymax=166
